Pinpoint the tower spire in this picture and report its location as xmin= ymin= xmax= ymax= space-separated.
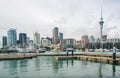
xmin=99 ymin=7 xmax=104 ymax=39
xmin=101 ymin=7 xmax=103 ymax=19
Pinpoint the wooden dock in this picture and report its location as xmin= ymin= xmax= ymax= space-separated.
xmin=0 ymin=54 xmax=37 ymax=60
xmin=55 ymin=53 xmax=120 ymax=65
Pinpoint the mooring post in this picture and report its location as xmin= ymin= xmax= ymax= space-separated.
xmin=67 ymin=51 xmax=68 ymax=56
xmin=113 ymin=47 xmax=116 ymax=64
xmin=72 ymin=50 xmax=73 ymax=56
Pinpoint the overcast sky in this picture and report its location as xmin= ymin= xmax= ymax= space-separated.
xmin=0 ymin=0 xmax=120 ymax=47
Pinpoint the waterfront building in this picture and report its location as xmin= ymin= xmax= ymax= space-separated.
xmin=7 ymin=28 xmax=17 ymax=47
xmin=81 ymin=35 xmax=89 ymax=48
xmin=33 ymin=32 xmax=40 ymax=48
xmin=52 ymin=27 xmax=59 ymax=45
xmin=105 ymin=38 xmax=120 ymax=49
xmin=41 ymin=37 xmax=52 ymax=47
xmin=63 ymin=38 xmax=76 ymax=49
xmin=87 ymin=37 xmax=120 ymax=50
xmin=76 ymin=40 xmax=82 ymax=49
xmin=2 ymin=36 xmax=7 ymax=48
xmin=41 ymin=38 xmax=50 ymax=47
xmin=19 ymin=33 xmax=27 ymax=48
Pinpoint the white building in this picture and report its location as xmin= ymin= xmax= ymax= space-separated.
xmin=41 ymin=38 xmax=51 ymax=47
xmin=33 ymin=32 xmax=40 ymax=47
xmin=89 ymin=36 xmax=95 ymax=43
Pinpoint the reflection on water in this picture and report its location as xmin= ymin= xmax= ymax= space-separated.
xmin=34 ymin=58 xmax=40 ymax=71
xmin=66 ymin=60 xmax=74 ymax=67
xmin=112 ymin=64 xmax=116 ymax=77
xmin=0 ymin=56 xmax=120 ymax=78
xmin=9 ymin=60 xmax=18 ymax=75
xmin=19 ymin=59 xmax=28 ymax=73
xmin=98 ymin=64 xmax=103 ymax=78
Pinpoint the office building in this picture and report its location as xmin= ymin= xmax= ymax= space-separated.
xmin=52 ymin=27 xmax=59 ymax=45
xmin=2 ymin=36 xmax=7 ymax=48
xmin=34 ymin=32 xmax=40 ymax=47
xmin=19 ymin=33 xmax=27 ymax=48
xmin=7 ymin=28 xmax=17 ymax=47
xmin=59 ymin=32 xmax=63 ymax=48
xmin=81 ymin=35 xmax=89 ymax=48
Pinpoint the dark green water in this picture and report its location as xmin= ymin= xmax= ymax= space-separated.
xmin=0 ymin=56 xmax=120 ymax=78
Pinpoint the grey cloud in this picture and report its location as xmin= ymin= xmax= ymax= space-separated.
xmin=0 ymin=0 xmax=120 ymax=47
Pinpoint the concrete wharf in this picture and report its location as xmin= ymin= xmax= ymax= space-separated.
xmin=0 ymin=54 xmax=37 ymax=60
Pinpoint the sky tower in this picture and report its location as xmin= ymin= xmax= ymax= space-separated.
xmin=99 ymin=8 xmax=104 ymax=39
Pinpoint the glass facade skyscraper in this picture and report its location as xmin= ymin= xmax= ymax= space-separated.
xmin=19 ymin=33 xmax=27 ymax=48
xmin=59 ymin=32 xmax=63 ymax=47
xmin=2 ymin=36 xmax=7 ymax=48
xmin=7 ymin=29 xmax=17 ymax=47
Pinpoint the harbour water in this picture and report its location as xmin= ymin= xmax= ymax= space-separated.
xmin=0 ymin=55 xmax=120 ymax=78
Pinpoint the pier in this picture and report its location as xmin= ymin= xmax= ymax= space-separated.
xmin=56 ymin=53 xmax=120 ymax=65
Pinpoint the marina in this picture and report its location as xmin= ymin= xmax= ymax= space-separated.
xmin=0 ymin=56 xmax=120 ymax=78
xmin=0 ymin=0 xmax=120 ymax=78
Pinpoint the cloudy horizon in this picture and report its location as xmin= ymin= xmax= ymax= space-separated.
xmin=0 ymin=0 xmax=120 ymax=47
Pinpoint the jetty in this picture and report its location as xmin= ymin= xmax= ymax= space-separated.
xmin=0 ymin=54 xmax=37 ymax=60
xmin=55 ymin=53 xmax=120 ymax=65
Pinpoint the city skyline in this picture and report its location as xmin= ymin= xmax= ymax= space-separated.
xmin=0 ymin=0 xmax=120 ymax=47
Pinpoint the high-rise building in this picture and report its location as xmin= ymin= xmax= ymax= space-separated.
xmin=59 ymin=32 xmax=63 ymax=48
xmin=34 ymin=32 xmax=40 ymax=47
xmin=26 ymin=37 xmax=30 ymax=46
xmin=52 ymin=27 xmax=59 ymax=45
xmin=19 ymin=33 xmax=27 ymax=48
xmin=7 ymin=28 xmax=17 ymax=47
xmin=2 ymin=36 xmax=7 ymax=48
xmin=81 ymin=35 xmax=89 ymax=48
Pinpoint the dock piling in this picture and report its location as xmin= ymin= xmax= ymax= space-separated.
xmin=113 ymin=47 xmax=116 ymax=64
